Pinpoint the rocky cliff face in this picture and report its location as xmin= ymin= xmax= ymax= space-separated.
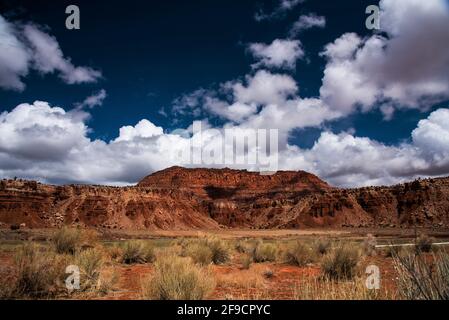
xmin=1 ymin=167 xmax=448 ymax=230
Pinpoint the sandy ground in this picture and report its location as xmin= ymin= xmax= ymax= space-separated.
xmin=2 ymin=227 xmax=448 ymax=300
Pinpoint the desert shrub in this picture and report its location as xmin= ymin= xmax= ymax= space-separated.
xmin=173 ymin=237 xmax=191 ymax=248
xmin=0 ymin=267 xmax=15 ymax=298
xmin=11 ymin=242 xmax=67 ymax=298
xmin=284 ymin=241 xmax=315 ymax=266
xmin=235 ymin=240 xmax=245 ymax=253
xmin=363 ymin=234 xmax=377 ymax=256
xmin=141 ymin=254 xmax=215 ymax=300
xmin=241 ymin=254 xmax=252 ymax=270
xmin=52 ymin=227 xmax=82 ymax=255
xmin=322 ymin=243 xmax=360 ymax=280
xmin=107 ymin=245 xmax=123 ymax=262
xmin=183 ymin=243 xmax=213 ymax=266
xmin=121 ymin=241 xmax=155 ymax=264
xmin=203 ymin=236 xmax=230 ymax=265
xmin=179 ymin=236 xmax=230 ymax=265
xmin=235 ymin=240 xmax=253 ymax=254
xmin=76 ymin=248 xmax=103 ymax=291
xmin=416 ymin=234 xmax=433 ymax=253
xmin=74 ymin=248 xmax=118 ymax=295
xmin=252 ymin=241 xmax=277 ymax=263
xmin=96 ymin=270 xmax=119 ymax=295
xmin=393 ymin=250 xmax=449 ymax=300
xmin=314 ymin=238 xmax=331 ymax=256
xmin=80 ymin=229 xmax=100 ymax=248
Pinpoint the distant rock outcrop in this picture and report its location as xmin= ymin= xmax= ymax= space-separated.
xmin=0 ymin=167 xmax=448 ymax=230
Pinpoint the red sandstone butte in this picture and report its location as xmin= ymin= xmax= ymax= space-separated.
xmin=1 ymin=166 xmax=448 ymax=230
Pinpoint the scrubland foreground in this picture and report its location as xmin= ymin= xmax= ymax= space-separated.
xmin=0 ymin=228 xmax=448 ymax=300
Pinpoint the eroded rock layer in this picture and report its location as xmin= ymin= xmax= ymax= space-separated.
xmin=1 ymin=167 xmax=448 ymax=229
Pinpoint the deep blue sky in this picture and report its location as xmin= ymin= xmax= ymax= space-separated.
xmin=0 ymin=0 xmax=445 ymax=146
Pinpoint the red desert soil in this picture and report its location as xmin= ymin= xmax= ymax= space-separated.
xmin=0 ymin=246 xmax=403 ymax=300
xmin=97 ymin=260 xmax=398 ymax=300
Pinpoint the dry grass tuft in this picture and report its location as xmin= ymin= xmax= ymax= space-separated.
xmin=284 ymin=241 xmax=315 ymax=266
xmin=293 ymin=277 xmax=394 ymax=300
xmin=314 ymin=238 xmax=331 ymax=256
xmin=236 ymin=239 xmax=256 ymax=254
xmin=52 ymin=227 xmax=82 ymax=255
xmin=251 ymin=240 xmax=277 ymax=263
xmin=107 ymin=245 xmax=124 ymax=262
xmin=76 ymin=248 xmax=103 ymax=291
xmin=240 ymin=254 xmax=252 ymax=270
xmin=121 ymin=241 xmax=155 ymax=264
xmin=181 ymin=236 xmax=230 ymax=265
xmin=216 ymin=264 xmax=267 ymax=290
xmin=203 ymin=236 xmax=231 ymax=265
xmin=141 ymin=253 xmax=215 ymax=300
xmin=321 ymin=243 xmax=361 ymax=280
xmin=9 ymin=242 xmax=68 ymax=298
xmin=183 ymin=243 xmax=213 ymax=266
xmin=393 ymin=250 xmax=449 ymax=300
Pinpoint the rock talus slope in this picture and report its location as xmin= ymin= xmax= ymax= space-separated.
xmin=1 ymin=167 xmax=448 ymax=229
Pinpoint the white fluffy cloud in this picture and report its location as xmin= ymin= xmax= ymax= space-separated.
xmin=248 ymin=39 xmax=304 ymax=70
xmin=276 ymin=108 xmax=449 ymax=187
xmin=1 ymin=101 xmax=449 ymax=187
xmin=0 ymin=15 xmax=101 ymax=91
xmin=412 ymin=108 xmax=449 ymax=170
xmin=0 ymin=101 xmax=179 ymax=184
xmin=0 ymin=15 xmax=30 ymax=91
xmin=228 ymin=70 xmax=298 ymax=106
xmin=0 ymin=101 xmax=89 ymax=162
xmin=320 ymin=0 xmax=449 ymax=115
xmin=115 ymin=119 xmax=164 ymax=142
xmin=169 ymin=69 xmax=341 ymax=150
xmin=289 ymin=13 xmax=326 ymax=36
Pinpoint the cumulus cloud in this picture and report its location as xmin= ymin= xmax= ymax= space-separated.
xmin=320 ymin=0 xmax=449 ymax=116
xmin=289 ymin=13 xmax=326 ymax=37
xmin=0 ymin=101 xmax=179 ymax=185
xmin=228 ymin=70 xmax=298 ymax=106
xmin=1 ymin=101 xmax=449 ymax=187
xmin=169 ymin=69 xmax=341 ymax=150
xmin=412 ymin=108 xmax=449 ymax=170
xmin=0 ymin=14 xmax=102 ymax=91
xmin=248 ymin=39 xmax=304 ymax=70
xmin=255 ymin=0 xmax=304 ymax=21
xmin=115 ymin=119 xmax=164 ymax=142
xmin=170 ymin=70 xmax=304 ymax=125
xmin=273 ymin=108 xmax=449 ymax=187
xmin=0 ymin=101 xmax=89 ymax=162
xmin=0 ymin=15 xmax=30 ymax=91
